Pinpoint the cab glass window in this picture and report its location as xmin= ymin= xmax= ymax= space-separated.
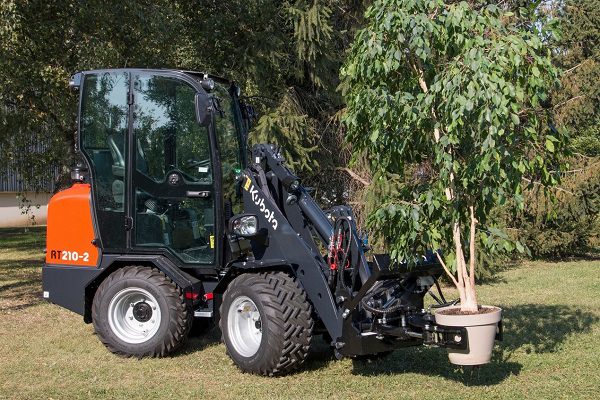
xmin=80 ymin=71 xmax=129 ymax=249
xmin=134 ymin=75 xmax=212 ymax=184
xmin=213 ymin=83 xmax=243 ymax=210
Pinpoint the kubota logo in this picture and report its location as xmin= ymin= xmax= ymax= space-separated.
xmin=245 ymin=177 xmax=279 ymax=231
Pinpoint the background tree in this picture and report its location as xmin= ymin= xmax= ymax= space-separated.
xmin=0 ymin=0 xmax=367 ymax=209
xmin=341 ymin=0 xmax=567 ymax=311
xmin=0 ymin=0 xmax=185 ymax=194
xmin=504 ymin=0 xmax=600 ymax=258
xmin=554 ymin=0 xmax=600 ymax=157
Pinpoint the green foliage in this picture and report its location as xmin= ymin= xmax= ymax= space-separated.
xmin=341 ymin=0 xmax=566 ymax=270
xmin=251 ymin=89 xmax=320 ymax=172
xmin=554 ymin=0 xmax=600 ymax=157
xmin=0 ymin=0 xmax=366 ymax=205
xmin=509 ymin=162 xmax=600 ymax=258
xmin=287 ymin=0 xmax=334 ymax=88
xmin=0 ymin=0 xmax=185 ymax=191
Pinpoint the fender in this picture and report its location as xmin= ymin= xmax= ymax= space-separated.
xmin=211 ymin=259 xmax=293 ymax=324
xmin=45 ymin=253 xmax=201 ymax=323
xmin=82 ymin=254 xmax=201 ymax=323
xmin=213 ymin=259 xmax=292 ymax=294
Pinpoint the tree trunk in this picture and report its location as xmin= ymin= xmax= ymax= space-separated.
xmin=451 ymin=217 xmax=479 ymax=313
xmin=415 ymin=62 xmax=479 ymax=313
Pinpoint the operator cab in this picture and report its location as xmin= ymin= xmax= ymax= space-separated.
xmin=73 ymin=69 xmax=247 ymax=271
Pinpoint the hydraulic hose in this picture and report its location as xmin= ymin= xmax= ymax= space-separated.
xmin=361 ymin=298 xmax=406 ymax=314
xmin=333 ymin=217 xmax=355 ymax=291
xmin=297 ymin=188 xmax=370 ymax=285
xmin=360 ymin=280 xmax=407 ymax=315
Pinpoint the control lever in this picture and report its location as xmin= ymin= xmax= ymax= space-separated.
xmin=186 ymin=191 xmax=211 ymax=198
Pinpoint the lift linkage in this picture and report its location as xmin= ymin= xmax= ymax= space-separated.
xmin=233 ymin=144 xmax=476 ymax=357
xmin=334 ymin=254 xmax=471 ymax=356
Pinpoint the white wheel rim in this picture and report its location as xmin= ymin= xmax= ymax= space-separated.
xmin=227 ymin=296 xmax=262 ymax=357
xmin=107 ymin=287 xmax=162 ymax=344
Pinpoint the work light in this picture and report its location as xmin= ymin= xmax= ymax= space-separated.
xmin=230 ymin=215 xmax=258 ymax=237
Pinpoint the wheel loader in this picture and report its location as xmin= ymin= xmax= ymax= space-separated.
xmin=43 ymin=68 xmax=497 ymax=376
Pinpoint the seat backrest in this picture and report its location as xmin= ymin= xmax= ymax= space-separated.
xmin=107 ymin=133 xmax=125 ymax=177
xmin=107 ymin=132 xmax=149 ymax=177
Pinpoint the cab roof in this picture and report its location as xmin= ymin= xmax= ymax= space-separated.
xmin=72 ymin=68 xmax=232 ymax=87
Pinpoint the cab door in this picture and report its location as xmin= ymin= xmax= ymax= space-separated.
xmin=130 ymin=72 xmax=219 ymax=266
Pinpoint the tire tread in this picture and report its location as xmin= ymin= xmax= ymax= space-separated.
xmin=92 ymin=265 xmax=191 ymax=358
xmin=220 ymin=271 xmax=313 ymax=376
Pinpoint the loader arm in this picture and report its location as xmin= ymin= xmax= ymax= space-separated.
xmin=222 ymin=143 xmax=480 ymax=356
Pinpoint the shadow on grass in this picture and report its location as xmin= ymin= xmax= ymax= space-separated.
xmin=500 ymin=303 xmax=598 ymax=355
xmin=0 ymin=261 xmax=43 ymax=313
xmin=175 ymin=325 xmax=223 ymax=356
xmin=0 ymin=227 xmax=45 ymax=311
xmin=350 ymin=303 xmax=597 ymax=385
xmin=0 ymin=258 xmax=42 ymax=276
xmin=0 ymin=273 xmax=43 ymax=311
xmin=0 ymin=226 xmax=46 ymax=252
xmin=351 ymin=346 xmax=521 ymax=386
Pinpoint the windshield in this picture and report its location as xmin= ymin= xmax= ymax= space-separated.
xmin=213 ymin=83 xmax=244 ymax=208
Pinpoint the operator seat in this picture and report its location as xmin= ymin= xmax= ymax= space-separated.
xmin=107 ymin=133 xmax=148 ymax=207
xmin=107 ymin=132 xmax=173 ymax=247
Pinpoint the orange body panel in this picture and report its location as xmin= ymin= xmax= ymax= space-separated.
xmin=45 ymin=183 xmax=99 ymax=267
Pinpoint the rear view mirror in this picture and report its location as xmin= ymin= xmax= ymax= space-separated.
xmin=195 ymin=92 xmax=212 ymax=127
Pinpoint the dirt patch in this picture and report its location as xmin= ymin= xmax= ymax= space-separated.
xmin=437 ymin=306 xmax=498 ymax=316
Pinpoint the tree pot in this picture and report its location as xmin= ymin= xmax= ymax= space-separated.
xmin=434 ymin=305 xmax=502 ymax=365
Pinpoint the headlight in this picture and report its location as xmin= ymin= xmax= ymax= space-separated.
xmin=230 ymin=215 xmax=258 ymax=237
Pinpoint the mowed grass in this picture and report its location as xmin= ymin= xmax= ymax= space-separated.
xmin=0 ymin=227 xmax=599 ymax=400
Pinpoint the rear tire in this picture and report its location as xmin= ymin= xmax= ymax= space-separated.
xmin=92 ymin=265 xmax=191 ymax=357
xmin=220 ymin=271 xmax=313 ymax=376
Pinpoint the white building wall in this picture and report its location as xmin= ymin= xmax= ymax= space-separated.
xmin=0 ymin=192 xmax=52 ymax=227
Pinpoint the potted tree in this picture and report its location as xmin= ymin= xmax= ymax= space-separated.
xmin=341 ymin=0 xmax=566 ymax=364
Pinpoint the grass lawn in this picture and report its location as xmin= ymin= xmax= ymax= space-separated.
xmin=0 ymin=227 xmax=599 ymax=399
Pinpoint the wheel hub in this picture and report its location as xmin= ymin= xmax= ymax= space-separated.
xmin=227 ymin=296 xmax=262 ymax=357
xmin=133 ymin=301 xmax=153 ymax=322
xmin=107 ymin=287 xmax=162 ymax=344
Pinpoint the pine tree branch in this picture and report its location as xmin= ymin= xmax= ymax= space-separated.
xmin=553 ymin=95 xmax=586 ymax=110
xmin=563 ymin=56 xmax=597 ymax=76
xmin=522 ymin=177 xmax=575 ymax=195
xmin=336 ymin=167 xmax=370 ymax=186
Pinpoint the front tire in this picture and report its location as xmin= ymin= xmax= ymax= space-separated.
xmin=92 ymin=265 xmax=191 ymax=357
xmin=220 ymin=271 xmax=313 ymax=376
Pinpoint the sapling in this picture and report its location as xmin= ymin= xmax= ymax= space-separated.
xmin=342 ymin=0 xmax=566 ymax=312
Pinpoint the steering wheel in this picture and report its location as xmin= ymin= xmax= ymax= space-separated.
xmin=165 ymin=168 xmax=200 ymax=184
